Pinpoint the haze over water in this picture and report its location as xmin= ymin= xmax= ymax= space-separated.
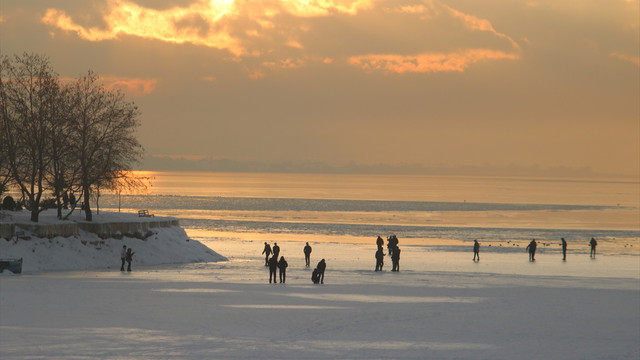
xmin=99 ymin=172 xmax=640 ymax=257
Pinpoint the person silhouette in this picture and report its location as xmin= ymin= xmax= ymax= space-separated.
xmin=311 ymin=268 xmax=320 ymax=284
xmin=125 ymin=248 xmax=134 ymax=272
xmin=278 ymin=256 xmax=288 ymax=283
xmin=473 ymin=240 xmax=480 ymax=262
xmin=120 ymin=245 xmax=127 ymax=271
xmin=268 ymin=256 xmax=278 ymax=284
xmin=375 ymin=246 xmax=385 ymax=271
xmin=561 ymin=238 xmax=567 ymax=260
xmin=387 ymin=235 xmax=399 ymax=259
xmin=526 ymin=239 xmax=537 ymax=261
xmin=303 ymin=242 xmax=312 ymax=267
xmin=391 ymin=247 xmax=401 ymax=271
xmin=589 ymin=237 xmax=597 ymax=258
xmin=316 ymin=259 xmax=326 ymax=284
xmin=262 ymin=242 xmax=272 ymax=266
xmin=272 ymin=242 xmax=280 ymax=261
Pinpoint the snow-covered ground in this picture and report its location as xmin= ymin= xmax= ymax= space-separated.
xmin=1 ymin=211 xmax=639 ymax=359
xmin=0 ymin=210 xmax=226 ymax=272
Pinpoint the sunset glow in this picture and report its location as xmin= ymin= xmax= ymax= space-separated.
xmin=348 ymin=49 xmax=520 ymax=74
xmin=42 ymin=0 xmax=244 ymax=55
xmin=2 ymin=0 xmax=637 ymax=177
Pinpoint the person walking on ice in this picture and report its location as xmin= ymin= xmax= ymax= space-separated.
xmin=278 ymin=256 xmax=288 ymax=283
xmin=303 ymin=242 xmax=312 ymax=267
xmin=316 ymin=259 xmax=326 ymax=284
xmin=268 ymin=256 xmax=278 ymax=284
xmin=526 ymin=239 xmax=537 ymax=262
xmin=589 ymin=237 xmax=597 ymax=258
xmin=262 ymin=242 xmax=272 ymax=266
xmin=125 ymin=248 xmax=135 ymax=272
xmin=473 ymin=240 xmax=480 ymax=262
xmin=561 ymin=238 xmax=567 ymax=261
xmin=120 ymin=245 xmax=127 ymax=271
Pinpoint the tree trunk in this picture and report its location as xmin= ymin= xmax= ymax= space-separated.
xmin=83 ymin=187 xmax=92 ymax=221
xmin=30 ymin=206 xmax=39 ymax=222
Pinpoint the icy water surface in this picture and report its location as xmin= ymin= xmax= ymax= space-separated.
xmin=95 ymin=172 xmax=639 ymax=255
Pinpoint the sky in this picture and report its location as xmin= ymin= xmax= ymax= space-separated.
xmin=0 ymin=0 xmax=638 ymax=177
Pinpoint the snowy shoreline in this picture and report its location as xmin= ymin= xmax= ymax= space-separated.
xmin=0 ymin=210 xmax=226 ymax=273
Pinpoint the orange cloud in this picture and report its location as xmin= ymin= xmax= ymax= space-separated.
xmin=347 ymin=3 xmax=521 ymax=74
xmin=348 ymin=49 xmax=520 ymax=74
xmin=611 ymin=52 xmax=640 ymax=66
xmin=263 ymin=57 xmax=307 ymax=70
xmin=279 ymin=0 xmax=374 ymax=17
xmin=42 ymin=0 xmax=245 ymax=55
xmin=100 ymin=76 xmax=158 ymax=96
xmin=57 ymin=75 xmax=157 ymax=96
xmin=398 ymin=5 xmax=429 ymax=14
xmin=444 ymin=5 xmax=521 ymax=51
xmin=41 ymin=0 xmax=373 ymax=57
xmin=41 ymin=0 xmax=522 ymax=75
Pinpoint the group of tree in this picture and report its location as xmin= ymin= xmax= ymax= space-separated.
xmin=0 ymin=52 xmax=144 ymax=222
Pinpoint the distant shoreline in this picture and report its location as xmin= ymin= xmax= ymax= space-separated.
xmin=136 ymin=156 xmax=638 ymax=180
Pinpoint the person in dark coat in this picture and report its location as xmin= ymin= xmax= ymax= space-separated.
xmin=387 ymin=235 xmax=399 ymax=259
xmin=303 ymin=242 xmax=312 ymax=267
xmin=473 ymin=240 xmax=480 ymax=262
xmin=311 ymin=268 xmax=320 ymax=284
xmin=526 ymin=239 xmax=537 ymax=261
xmin=268 ymin=256 xmax=278 ymax=284
xmin=262 ymin=242 xmax=272 ymax=266
xmin=120 ymin=245 xmax=127 ymax=271
xmin=272 ymin=242 xmax=280 ymax=260
xmin=589 ymin=237 xmax=597 ymax=258
xmin=391 ymin=247 xmax=401 ymax=271
xmin=125 ymin=248 xmax=134 ymax=272
xmin=278 ymin=256 xmax=288 ymax=283
xmin=561 ymin=238 xmax=567 ymax=260
xmin=316 ymin=259 xmax=326 ymax=284
xmin=375 ymin=247 xmax=385 ymax=271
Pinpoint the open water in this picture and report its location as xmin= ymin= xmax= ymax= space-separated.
xmin=95 ymin=172 xmax=639 ymax=256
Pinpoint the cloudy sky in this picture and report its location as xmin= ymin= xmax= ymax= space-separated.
xmin=1 ymin=0 xmax=638 ymax=177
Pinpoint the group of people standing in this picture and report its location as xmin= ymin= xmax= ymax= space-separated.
xmin=262 ymin=241 xmax=325 ymax=284
xmin=474 ymin=237 xmax=598 ymax=262
xmin=262 ymin=242 xmax=289 ymax=283
xmin=259 ymin=235 xmax=602 ymax=284
xmin=375 ymin=235 xmax=401 ymax=272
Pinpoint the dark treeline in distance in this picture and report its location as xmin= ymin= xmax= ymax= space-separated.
xmin=0 ymin=52 xmax=144 ymax=222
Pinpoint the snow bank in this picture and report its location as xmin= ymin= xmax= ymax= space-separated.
xmin=0 ymin=210 xmax=226 ymax=273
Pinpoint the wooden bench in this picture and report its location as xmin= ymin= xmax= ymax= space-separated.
xmin=14 ymin=231 xmax=31 ymax=240
xmin=138 ymin=209 xmax=154 ymax=217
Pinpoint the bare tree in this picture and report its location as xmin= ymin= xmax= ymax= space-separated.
xmin=0 ymin=53 xmax=59 ymax=222
xmin=67 ymin=72 xmax=143 ymax=221
xmin=0 ymin=60 xmax=12 ymax=200
xmin=44 ymin=82 xmax=78 ymax=219
xmin=1 ymin=54 xmax=144 ymax=221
